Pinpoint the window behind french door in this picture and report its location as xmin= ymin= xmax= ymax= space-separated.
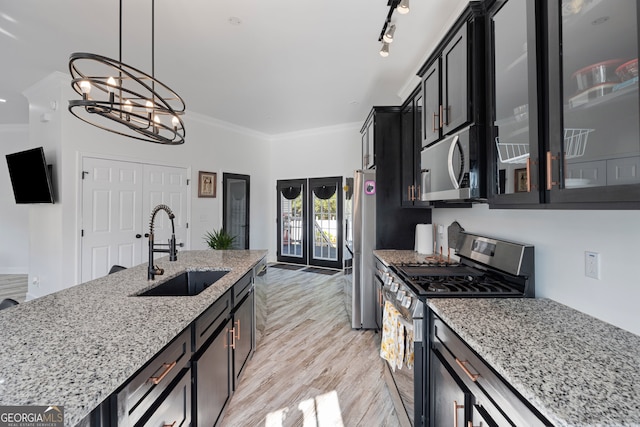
xmin=276 ymin=177 xmax=343 ymax=269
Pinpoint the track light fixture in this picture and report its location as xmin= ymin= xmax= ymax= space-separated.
xmin=378 ymin=0 xmax=409 ymax=57
xmin=397 ymin=0 xmax=410 ymax=15
xmin=383 ymin=24 xmax=396 ymax=43
xmin=380 ymin=42 xmax=390 ymax=57
xmin=68 ymin=0 xmax=186 ymax=145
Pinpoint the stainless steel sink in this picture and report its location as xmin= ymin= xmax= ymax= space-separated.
xmin=136 ymin=270 xmax=229 ymax=296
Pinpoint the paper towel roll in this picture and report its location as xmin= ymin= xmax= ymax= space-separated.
xmin=414 ymin=224 xmax=434 ymax=255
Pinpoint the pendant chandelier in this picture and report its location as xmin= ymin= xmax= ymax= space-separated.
xmin=68 ymin=0 xmax=186 ymax=145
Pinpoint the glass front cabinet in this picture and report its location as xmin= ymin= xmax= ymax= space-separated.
xmin=489 ymin=0 xmax=640 ymax=207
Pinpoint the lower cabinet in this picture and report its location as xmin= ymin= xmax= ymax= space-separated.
xmin=193 ymin=318 xmax=233 ymax=427
xmin=429 ymin=311 xmax=551 ymax=426
xmin=143 ymin=368 xmax=192 ymax=427
xmin=109 ymin=262 xmax=262 ymax=427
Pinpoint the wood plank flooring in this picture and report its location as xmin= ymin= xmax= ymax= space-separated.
xmin=221 ymin=267 xmax=400 ymax=427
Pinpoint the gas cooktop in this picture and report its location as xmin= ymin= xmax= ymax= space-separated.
xmin=390 ymin=231 xmax=535 ymax=298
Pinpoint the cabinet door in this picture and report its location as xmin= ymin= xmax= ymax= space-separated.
xmin=362 ymin=129 xmax=369 ymax=169
xmin=547 ymin=0 xmax=640 ymax=204
xmin=233 ymin=290 xmax=254 ymax=388
xmin=431 ymin=349 xmax=471 ymax=427
xmin=194 ymin=319 xmax=232 ymax=427
xmin=442 ymin=23 xmax=468 ymax=135
xmin=401 ymin=98 xmax=416 ymax=206
xmin=423 ymin=60 xmax=441 ymax=146
xmin=367 ymin=118 xmax=375 ymax=168
xmin=489 ymin=0 xmax=542 ymax=206
xmin=142 ymin=369 xmax=192 ymax=427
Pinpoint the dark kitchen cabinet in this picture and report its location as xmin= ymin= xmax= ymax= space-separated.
xmin=231 ymin=271 xmax=255 ymax=387
xmin=143 ymin=368 xmax=192 ymax=427
xmin=429 ymin=311 xmax=551 ymax=426
xmin=419 ymin=2 xmax=487 ymax=146
xmin=361 ymin=106 xmax=431 ymax=247
xmin=362 ymin=116 xmax=375 ymax=169
xmin=488 ymin=0 xmax=543 ymax=206
xmin=489 ymin=0 xmax=640 ymax=208
xmin=401 ymin=85 xmax=430 ymax=207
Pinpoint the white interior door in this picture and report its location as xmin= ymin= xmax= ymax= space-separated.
xmin=81 ymin=157 xmax=144 ymax=282
xmin=143 ymin=164 xmax=189 ymax=249
xmin=81 ymin=158 xmax=189 ymax=283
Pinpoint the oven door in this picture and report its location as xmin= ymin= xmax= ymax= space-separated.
xmin=381 ymin=292 xmax=425 ymax=427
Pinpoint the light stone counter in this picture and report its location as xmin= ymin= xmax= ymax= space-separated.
xmin=429 ymin=298 xmax=640 ymax=427
xmin=374 ymin=250 xmax=640 ymax=426
xmin=0 ymin=250 xmax=267 ymax=426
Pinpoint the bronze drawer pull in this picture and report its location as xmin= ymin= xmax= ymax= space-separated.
xmin=148 ymin=361 xmax=177 ymax=385
xmin=453 ymin=400 xmax=464 ymax=427
xmin=546 ymin=151 xmax=559 ymax=190
xmin=235 ymin=319 xmax=241 ymax=341
xmin=456 ymin=358 xmax=480 ymax=381
xmin=163 ymin=422 xmax=176 ymax=427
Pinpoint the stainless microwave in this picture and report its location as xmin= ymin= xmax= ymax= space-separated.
xmin=420 ymin=125 xmax=484 ymax=202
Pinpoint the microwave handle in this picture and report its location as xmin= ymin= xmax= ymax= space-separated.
xmin=447 ymin=135 xmax=463 ymax=189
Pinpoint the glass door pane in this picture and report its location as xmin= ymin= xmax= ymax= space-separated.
xmin=277 ymin=179 xmax=306 ymax=264
xmin=223 ymin=173 xmax=250 ymax=249
xmin=492 ymin=0 xmax=539 ymax=197
xmin=309 ymin=177 xmax=343 ymax=269
xmin=561 ymin=0 xmax=639 ymax=189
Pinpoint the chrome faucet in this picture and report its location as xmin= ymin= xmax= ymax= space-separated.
xmin=148 ymin=204 xmax=178 ymax=280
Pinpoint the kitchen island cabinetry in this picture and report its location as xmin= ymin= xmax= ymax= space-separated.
xmin=0 ymin=250 xmax=266 ymax=427
xmin=231 ymin=271 xmax=255 ymax=387
xmin=488 ymin=0 xmax=640 ymax=208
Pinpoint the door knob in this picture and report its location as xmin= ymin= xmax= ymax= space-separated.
xmin=135 ymin=234 xmax=142 ymax=238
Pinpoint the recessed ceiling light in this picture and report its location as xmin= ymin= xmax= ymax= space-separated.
xmin=592 ymin=16 xmax=609 ymax=25
xmin=0 ymin=99 xmax=7 ymax=103
xmin=228 ymin=17 xmax=242 ymax=26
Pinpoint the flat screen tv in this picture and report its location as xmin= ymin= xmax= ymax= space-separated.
xmin=5 ymin=147 xmax=55 ymax=204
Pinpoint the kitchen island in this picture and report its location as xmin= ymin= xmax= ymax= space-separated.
xmin=0 ymin=250 xmax=267 ymax=426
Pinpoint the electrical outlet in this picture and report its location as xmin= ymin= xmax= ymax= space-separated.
xmin=585 ymin=251 xmax=600 ymax=280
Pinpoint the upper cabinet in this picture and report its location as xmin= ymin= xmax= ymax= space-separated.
xmin=362 ymin=117 xmax=375 ymax=169
xmin=489 ymin=0 xmax=640 ymax=208
xmin=401 ymin=86 xmax=430 ymax=207
xmin=547 ymin=0 xmax=640 ymax=205
xmin=419 ymin=3 xmax=487 ymax=147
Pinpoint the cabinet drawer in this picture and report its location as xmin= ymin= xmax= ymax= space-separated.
xmin=140 ymin=368 xmax=191 ymax=427
xmin=232 ymin=271 xmax=253 ymax=306
xmin=194 ymin=290 xmax=231 ymax=351
xmin=116 ymin=328 xmax=191 ymax=426
xmin=431 ymin=314 xmax=550 ymax=426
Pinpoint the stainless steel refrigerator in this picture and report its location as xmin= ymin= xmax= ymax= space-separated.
xmin=345 ymin=169 xmax=377 ymax=329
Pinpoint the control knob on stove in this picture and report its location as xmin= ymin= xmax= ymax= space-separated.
xmin=401 ymin=295 xmax=411 ymax=308
xmin=396 ymin=290 xmax=406 ymax=301
xmin=390 ymin=281 xmax=399 ymax=292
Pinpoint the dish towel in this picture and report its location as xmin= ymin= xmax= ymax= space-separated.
xmin=404 ymin=325 xmax=414 ymax=369
xmin=380 ymin=301 xmax=405 ymax=371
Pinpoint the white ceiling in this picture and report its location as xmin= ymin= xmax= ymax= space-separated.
xmin=0 ymin=0 xmax=468 ymax=135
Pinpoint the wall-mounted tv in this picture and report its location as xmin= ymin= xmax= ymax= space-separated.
xmin=5 ymin=147 xmax=55 ymax=204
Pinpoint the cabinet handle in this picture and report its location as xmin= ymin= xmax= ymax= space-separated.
xmin=456 ymin=358 xmax=480 ymax=381
xmin=525 ymin=157 xmax=532 ymax=192
xmin=432 ymin=111 xmax=439 ymax=132
xmin=546 ymin=151 xmax=559 ymax=190
xmin=148 ymin=361 xmax=177 ymax=385
xmin=439 ymin=105 xmax=444 ymax=128
xmin=416 ymin=185 xmax=420 ymax=201
xmin=411 ymin=185 xmax=415 ymax=201
xmin=407 ymin=186 xmax=412 ymax=201
xmin=163 ymin=422 xmax=177 ymax=427
xmin=453 ymin=400 xmax=464 ymax=427
xmin=235 ymin=319 xmax=241 ymax=341
xmin=224 ymin=327 xmax=236 ymax=349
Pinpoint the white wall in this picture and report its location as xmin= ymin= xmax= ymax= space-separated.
xmin=0 ymin=125 xmax=30 ymax=274
xmin=432 ymin=204 xmax=640 ymax=336
xmin=267 ymin=123 xmax=363 ymax=260
xmin=20 ymin=72 xmax=271 ymax=298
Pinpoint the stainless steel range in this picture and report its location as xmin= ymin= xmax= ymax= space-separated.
xmin=377 ymin=231 xmax=534 ymax=427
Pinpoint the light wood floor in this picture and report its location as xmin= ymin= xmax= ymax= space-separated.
xmin=221 ymin=267 xmax=400 ymax=427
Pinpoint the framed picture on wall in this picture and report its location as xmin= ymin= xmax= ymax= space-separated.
xmin=514 ymin=168 xmax=528 ymax=193
xmin=198 ymin=171 xmax=217 ymax=198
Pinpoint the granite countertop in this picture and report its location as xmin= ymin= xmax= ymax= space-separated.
xmin=0 ymin=249 xmax=267 ymax=426
xmin=429 ymin=299 xmax=640 ymax=427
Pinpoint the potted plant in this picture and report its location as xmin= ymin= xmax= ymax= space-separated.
xmin=203 ymin=228 xmax=237 ymax=250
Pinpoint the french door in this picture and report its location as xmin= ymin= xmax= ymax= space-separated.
xmin=276 ymin=177 xmax=343 ymax=269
